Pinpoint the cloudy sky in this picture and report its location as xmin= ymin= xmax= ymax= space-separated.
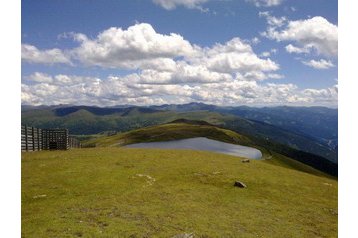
xmin=21 ymin=0 xmax=338 ymax=107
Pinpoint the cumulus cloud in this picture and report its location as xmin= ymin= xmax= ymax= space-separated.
xmin=21 ymin=72 xmax=337 ymax=107
xmin=267 ymin=73 xmax=284 ymax=79
xmin=72 ymin=23 xmax=197 ymax=70
xmin=192 ymin=38 xmax=279 ymax=77
xmin=21 ymin=44 xmax=72 ymax=65
xmin=302 ymin=84 xmax=338 ymax=104
xmin=260 ymin=51 xmax=271 ymax=57
xmin=169 ymin=63 xmax=233 ymax=84
xmin=302 ymin=59 xmax=335 ymax=69
xmin=152 ymin=0 xmax=208 ymax=11
xmin=259 ymin=11 xmax=287 ymax=27
xmin=46 ymin=23 xmax=279 ymax=83
xmin=247 ymin=0 xmax=284 ymax=7
xmin=262 ymin=16 xmax=338 ymax=57
xmin=26 ymin=72 xmax=53 ymax=83
xmin=25 ymin=72 xmax=102 ymax=86
xmin=251 ymin=37 xmax=261 ymax=44
xmin=21 ymin=22 xmax=337 ymax=107
xmin=285 ymin=44 xmax=310 ymax=54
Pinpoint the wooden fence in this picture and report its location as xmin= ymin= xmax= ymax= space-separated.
xmin=42 ymin=128 xmax=69 ymax=150
xmin=68 ymin=136 xmax=81 ymax=148
xmin=21 ymin=125 xmax=81 ymax=151
xmin=21 ymin=125 xmax=42 ymax=152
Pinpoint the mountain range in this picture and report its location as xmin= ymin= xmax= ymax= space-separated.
xmin=21 ymin=102 xmax=338 ymax=163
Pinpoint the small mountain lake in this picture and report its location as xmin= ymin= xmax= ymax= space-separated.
xmin=125 ymin=137 xmax=262 ymax=159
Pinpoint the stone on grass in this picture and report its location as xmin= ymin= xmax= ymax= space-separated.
xmin=172 ymin=233 xmax=194 ymax=238
xmin=241 ymin=159 xmax=250 ymax=163
xmin=234 ymin=181 xmax=247 ymax=188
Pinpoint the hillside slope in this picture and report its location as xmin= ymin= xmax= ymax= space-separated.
xmin=22 ymin=105 xmax=337 ymax=163
xmin=151 ymin=103 xmax=338 ymax=146
xmin=83 ymin=122 xmax=253 ymax=148
xmin=83 ymin=122 xmax=337 ymax=176
xmin=22 ymin=148 xmax=337 ymax=237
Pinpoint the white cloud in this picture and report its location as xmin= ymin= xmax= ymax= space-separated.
xmin=303 ymin=85 xmax=338 ymax=104
xmin=26 ymin=72 xmax=53 ymax=83
xmin=270 ymin=48 xmax=278 ymax=54
xmin=22 ymin=44 xmax=72 ymax=65
xmin=21 ymin=72 xmax=337 ymax=107
xmin=251 ymin=37 xmax=261 ymax=44
xmin=152 ymin=0 xmax=208 ymax=11
xmin=260 ymin=51 xmax=271 ymax=57
xmin=72 ymin=23 xmax=197 ymax=70
xmin=247 ymin=0 xmax=284 ymax=7
xmin=259 ymin=11 xmax=287 ymax=27
xmin=192 ymin=38 xmax=279 ymax=78
xmin=56 ymin=24 xmax=279 ymax=83
xmin=25 ymin=72 xmax=102 ymax=86
xmin=302 ymin=59 xmax=335 ymax=69
xmin=285 ymin=44 xmax=310 ymax=54
xmin=22 ymin=23 xmax=280 ymax=83
xmin=263 ymin=16 xmax=338 ymax=57
xmin=21 ymin=22 xmax=337 ymax=107
xmin=267 ymin=73 xmax=284 ymax=79
xmin=171 ymin=63 xmax=233 ymax=83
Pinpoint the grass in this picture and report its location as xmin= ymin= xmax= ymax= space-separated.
xmin=81 ymin=122 xmax=335 ymax=177
xmin=22 ymin=148 xmax=337 ymax=237
xmin=82 ymin=123 xmax=253 ymax=148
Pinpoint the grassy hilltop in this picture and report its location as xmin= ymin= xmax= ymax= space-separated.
xmin=82 ymin=121 xmax=253 ymax=148
xmin=22 ymin=122 xmax=337 ymax=237
xmin=22 ymin=148 xmax=337 ymax=237
xmin=83 ymin=121 xmax=337 ymax=176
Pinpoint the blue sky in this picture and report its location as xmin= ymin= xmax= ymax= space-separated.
xmin=21 ymin=0 xmax=338 ymax=107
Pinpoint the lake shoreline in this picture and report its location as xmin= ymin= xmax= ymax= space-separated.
xmin=125 ymin=137 xmax=262 ymax=159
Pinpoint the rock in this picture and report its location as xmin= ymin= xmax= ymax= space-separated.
xmin=32 ymin=194 xmax=47 ymax=199
xmin=241 ymin=159 xmax=250 ymax=163
xmin=234 ymin=181 xmax=247 ymax=188
xmin=134 ymin=174 xmax=156 ymax=186
xmin=172 ymin=233 xmax=194 ymax=238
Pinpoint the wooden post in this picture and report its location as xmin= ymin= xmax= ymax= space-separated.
xmin=32 ymin=127 xmax=35 ymax=151
xmin=66 ymin=129 xmax=69 ymax=150
xmin=37 ymin=128 xmax=41 ymax=151
xmin=25 ymin=125 xmax=28 ymax=152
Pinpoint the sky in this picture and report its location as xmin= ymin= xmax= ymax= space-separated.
xmin=21 ymin=0 xmax=338 ymax=107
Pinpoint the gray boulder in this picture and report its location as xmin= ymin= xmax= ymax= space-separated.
xmin=234 ymin=181 xmax=247 ymax=188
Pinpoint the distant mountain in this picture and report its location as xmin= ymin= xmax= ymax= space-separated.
xmin=150 ymin=102 xmax=338 ymax=150
xmin=21 ymin=103 xmax=338 ymax=163
xmin=53 ymin=105 xmax=159 ymax=117
xmin=216 ymin=106 xmax=338 ymax=149
xmin=150 ymin=102 xmax=218 ymax=112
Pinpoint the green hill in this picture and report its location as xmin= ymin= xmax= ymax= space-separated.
xmin=82 ymin=122 xmax=337 ymax=176
xmin=22 ymin=147 xmax=337 ymax=237
xmin=82 ymin=122 xmax=253 ymax=148
xmin=21 ymin=105 xmax=337 ymax=163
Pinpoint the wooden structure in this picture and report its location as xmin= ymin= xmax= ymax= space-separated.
xmin=68 ymin=136 xmax=81 ymax=148
xmin=21 ymin=125 xmax=81 ymax=151
xmin=42 ymin=129 xmax=69 ymax=150
xmin=21 ymin=125 xmax=42 ymax=152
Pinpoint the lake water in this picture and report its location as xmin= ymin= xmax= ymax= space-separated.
xmin=125 ymin=137 xmax=262 ymax=159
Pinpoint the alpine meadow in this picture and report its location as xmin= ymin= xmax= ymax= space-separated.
xmin=21 ymin=0 xmax=338 ymax=237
